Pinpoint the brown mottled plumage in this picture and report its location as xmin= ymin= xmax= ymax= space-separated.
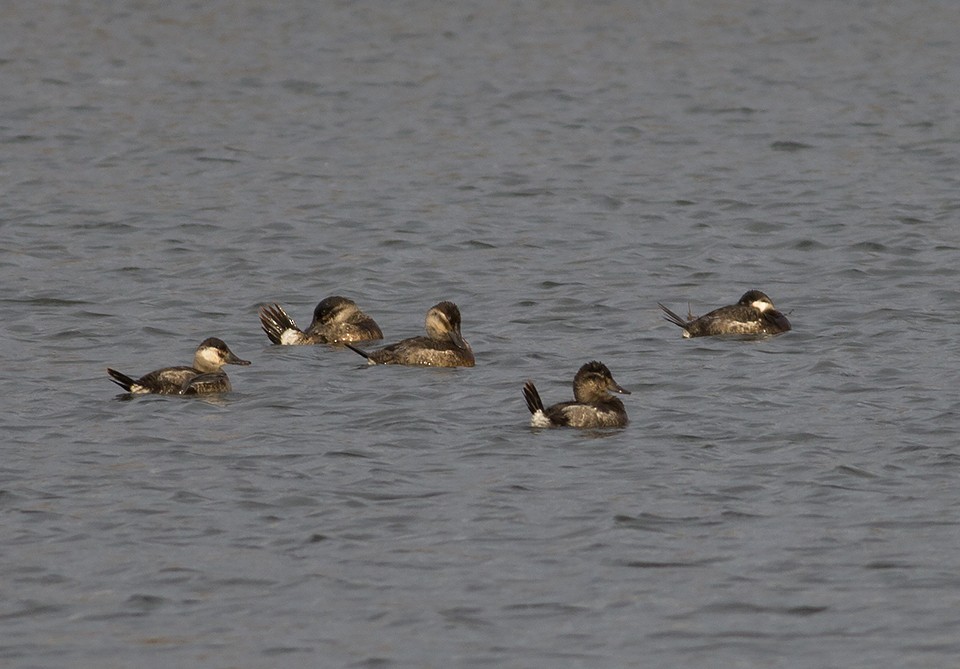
xmin=659 ymin=290 xmax=791 ymax=338
xmin=523 ymin=361 xmax=630 ymax=428
xmin=260 ymin=296 xmax=382 ymax=345
xmin=346 ymin=301 xmax=474 ymax=367
xmin=107 ymin=337 xmax=250 ymax=395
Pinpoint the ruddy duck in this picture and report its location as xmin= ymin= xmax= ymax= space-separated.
xmin=658 ymin=290 xmax=791 ymax=338
xmin=259 ymin=296 xmax=382 ymax=345
xmin=345 ymin=301 xmax=475 ymax=367
xmin=523 ymin=361 xmax=630 ymax=428
xmin=107 ymin=337 xmax=251 ymax=395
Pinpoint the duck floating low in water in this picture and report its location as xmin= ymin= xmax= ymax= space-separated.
xmin=259 ymin=295 xmax=382 ymax=345
xmin=523 ymin=361 xmax=630 ymax=428
xmin=346 ymin=301 xmax=475 ymax=367
xmin=658 ymin=290 xmax=791 ymax=338
xmin=107 ymin=337 xmax=250 ymax=395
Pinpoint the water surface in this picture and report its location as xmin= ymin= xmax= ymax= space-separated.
xmin=3 ymin=1 xmax=960 ymax=667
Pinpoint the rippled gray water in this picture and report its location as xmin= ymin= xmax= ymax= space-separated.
xmin=4 ymin=1 xmax=960 ymax=667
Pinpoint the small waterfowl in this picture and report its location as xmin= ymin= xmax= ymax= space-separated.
xmin=107 ymin=337 xmax=251 ymax=395
xmin=658 ymin=290 xmax=791 ymax=338
xmin=523 ymin=361 xmax=630 ymax=428
xmin=345 ymin=301 xmax=475 ymax=367
xmin=259 ymin=296 xmax=382 ymax=345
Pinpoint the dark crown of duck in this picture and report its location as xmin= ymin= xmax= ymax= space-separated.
xmin=573 ymin=361 xmax=630 ymax=402
xmin=736 ymin=290 xmax=774 ymax=309
xmin=426 ymin=301 xmax=465 ymax=342
xmin=313 ymin=295 xmax=359 ymax=324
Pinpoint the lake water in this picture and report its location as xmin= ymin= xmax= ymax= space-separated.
xmin=3 ymin=1 xmax=960 ymax=667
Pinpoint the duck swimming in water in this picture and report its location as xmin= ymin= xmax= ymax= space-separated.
xmin=107 ymin=337 xmax=251 ymax=395
xmin=259 ymin=296 xmax=382 ymax=345
xmin=345 ymin=301 xmax=475 ymax=367
xmin=523 ymin=361 xmax=630 ymax=428
xmin=658 ymin=290 xmax=791 ymax=338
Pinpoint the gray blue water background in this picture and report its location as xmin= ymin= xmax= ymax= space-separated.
xmin=3 ymin=1 xmax=960 ymax=667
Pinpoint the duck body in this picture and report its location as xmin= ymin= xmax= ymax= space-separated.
xmin=346 ymin=301 xmax=474 ymax=367
xmin=523 ymin=361 xmax=629 ymax=428
xmin=356 ymin=336 xmax=475 ymax=367
xmin=260 ymin=296 xmax=382 ymax=345
xmin=658 ymin=290 xmax=791 ymax=338
xmin=107 ymin=337 xmax=251 ymax=395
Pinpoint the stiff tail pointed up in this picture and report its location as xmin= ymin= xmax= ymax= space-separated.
xmin=657 ymin=302 xmax=690 ymax=330
xmin=522 ymin=381 xmax=545 ymax=415
xmin=657 ymin=302 xmax=694 ymax=337
xmin=106 ymin=368 xmax=136 ymax=392
xmin=259 ymin=304 xmax=300 ymax=345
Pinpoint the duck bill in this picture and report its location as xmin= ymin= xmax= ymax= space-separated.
xmin=611 ymin=382 xmax=631 ymax=395
xmin=447 ymin=329 xmax=471 ymax=351
xmin=226 ymin=352 xmax=252 ymax=366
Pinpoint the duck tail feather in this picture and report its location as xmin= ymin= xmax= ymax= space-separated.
xmin=522 ymin=381 xmax=544 ymax=415
xmin=344 ymin=343 xmax=371 ymax=359
xmin=658 ymin=302 xmax=689 ymax=329
xmin=106 ymin=368 xmax=135 ymax=391
xmin=259 ymin=303 xmax=298 ymax=344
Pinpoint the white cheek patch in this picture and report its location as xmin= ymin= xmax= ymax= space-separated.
xmin=426 ymin=313 xmax=447 ymax=334
xmin=752 ymin=300 xmax=773 ymax=312
xmin=197 ymin=348 xmax=222 ymax=367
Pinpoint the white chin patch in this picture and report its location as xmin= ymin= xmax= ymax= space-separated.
xmin=530 ymin=411 xmax=552 ymax=428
